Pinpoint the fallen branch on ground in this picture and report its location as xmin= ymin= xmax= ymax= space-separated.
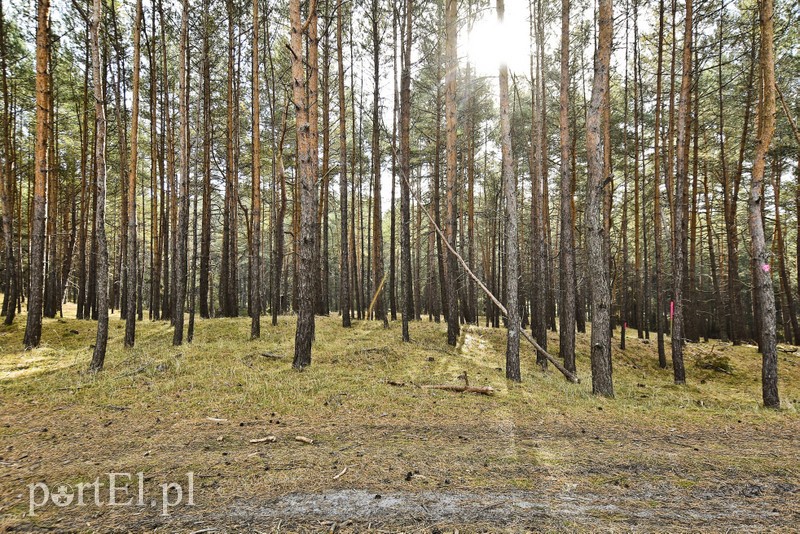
xmin=249 ymin=436 xmax=277 ymax=444
xmin=421 ymin=384 xmax=495 ymax=395
xmin=333 ymin=466 xmax=348 ymax=480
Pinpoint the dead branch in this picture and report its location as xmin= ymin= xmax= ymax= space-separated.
xmin=422 ymin=384 xmax=495 ymax=395
xmin=384 ymin=137 xmax=580 ymax=384
xmin=249 ymin=436 xmax=277 ymax=444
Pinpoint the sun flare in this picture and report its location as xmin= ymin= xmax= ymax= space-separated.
xmin=465 ymin=3 xmax=531 ymax=76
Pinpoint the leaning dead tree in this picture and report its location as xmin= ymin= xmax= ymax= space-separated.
xmin=386 ymin=138 xmax=580 ymax=384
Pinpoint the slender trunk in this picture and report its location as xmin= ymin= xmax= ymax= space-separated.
xmin=585 ymin=0 xmax=613 ymax=397
xmin=337 ymin=0 xmax=350 ymax=327
xmin=370 ymin=0 xmax=387 ymax=327
xmin=172 ymin=0 xmax=189 ymax=346
xmin=24 ymin=0 xmax=50 ymax=349
xmin=444 ymin=0 xmax=459 ymax=346
xmin=498 ymin=0 xmax=519 ymax=381
xmin=250 ymin=0 xmax=262 ymax=338
xmin=88 ymin=0 xmax=108 ymax=370
xmin=389 ymin=4 xmax=398 ymax=321
xmin=772 ymin=161 xmax=798 ymax=343
xmin=309 ymin=2 xmax=322 ymax=318
xmin=125 ymin=0 xmax=142 ymax=347
xmin=671 ymin=0 xmax=691 ymax=384
xmin=199 ymin=0 xmax=211 ymax=318
xmin=0 ymin=0 xmax=16 ymax=325
xmin=654 ymin=0 xmax=666 ymax=364
xmin=750 ymin=0 xmax=778 ymax=407
xmin=621 ymin=9 xmax=629 ymax=350
xmin=320 ymin=0 xmax=331 ymax=315
xmin=530 ymin=0 xmax=546 ymax=364
xmin=291 ymin=0 xmax=317 ymax=368
xmin=399 ymin=0 xmax=413 ymax=341
xmin=272 ymin=111 xmax=288 ymax=326
xmin=558 ymin=0 xmax=575 ymax=372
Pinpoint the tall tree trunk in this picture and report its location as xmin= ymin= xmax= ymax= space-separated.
xmin=250 ymin=0 xmax=262 ymax=338
xmin=530 ymin=0 xmax=546 ymax=365
xmin=172 ymin=0 xmax=189 ymax=346
xmin=24 ymin=0 xmax=50 ymax=348
xmin=159 ymin=0 xmax=172 ymax=321
xmin=320 ymin=0 xmax=331 ymax=316
xmin=389 ymin=3 xmax=398 ymax=321
xmin=88 ymin=0 xmax=108 ymax=370
xmin=558 ymin=0 xmax=575 ymax=372
xmin=671 ymin=0 xmax=692 ymax=384
xmin=498 ymin=0 xmax=519 ymax=381
xmin=222 ymin=0 xmax=239 ymax=318
xmin=0 ymin=0 xmax=16 ymax=325
xmin=199 ymin=0 xmax=211 ymax=318
xmin=433 ymin=80 xmax=446 ymax=323
xmin=772 ymin=161 xmax=798 ymax=343
xmin=621 ymin=8 xmax=629 ymax=351
xmin=272 ymin=110 xmax=288 ymax=325
xmin=653 ymin=0 xmax=666 ymax=365
xmin=337 ymin=0 xmax=351 ymax=327
xmin=309 ymin=1 xmax=322 ymax=318
xmin=370 ymin=0 xmax=387 ymax=327
xmin=444 ymin=0 xmax=459 ymax=346
xmin=750 ymin=0 xmax=778 ymax=408
xmin=43 ymin=56 xmax=58 ymax=320
xmin=703 ymin=160 xmax=723 ymax=338
xmin=146 ymin=10 xmax=160 ymax=321
xmin=399 ymin=0 xmax=413 ymax=341
xmin=291 ymin=0 xmax=317 ymax=368
xmin=633 ymin=1 xmax=642 ymax=338
xmin=585 ymin=0 xmax=613 ymax=397
xmin=109 ymin=0 xmax=128 ymax=319
xmin=125 ymin=0 xmax=142 ymax=347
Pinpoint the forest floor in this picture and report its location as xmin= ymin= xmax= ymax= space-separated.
xmin=1 ymin=304 xmax=799 ymax=532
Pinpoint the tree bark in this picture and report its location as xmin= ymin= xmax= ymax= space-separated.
xmin=585 ymin=0 xmax=613 ymax=397
xmin=749 ymin=0 xmax=779 ymax=408
xmin=125 ymin=0 xmax=142 ymax=347
xmin=250 ymin=0 xmax=262 ymax=339
xmin=172 ymin=0 xmax=189 ymax=346
xmin=389 ymin=3 xmax=398 ymax=321
xmin=24 ymin=0 xmax=50 ymax=349
xmin=558 ymin=0 xmax=575 ymax=373
xmin=0 ymin=0 xmax=16 ymax=326
xmin=497 ymin=0 xmax=519 ymax=381
xmin=199 ymin=0 xmax=211 ymax=318
xmin=671 ymin=0 xmax=692 ymax=385
xmin=371 ymin=0 xmax=387 ymax=327
xmin=88 ymin=0 xmax=108 ymax=370
xmin=399 ymin=0 xmax=413 ymax=341
xmin=291 ymin=0 xmax=317 ymax=368
xmin=444 ymin=0 xmax=459 ymax=346
xmin=653 ymin=0 xmax=667 ymax=365
xmin=337 ymin=0 xmax=351 ymax=328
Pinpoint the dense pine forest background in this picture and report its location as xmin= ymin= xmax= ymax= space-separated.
xmin=1 ymin=0 xmax=799 ymax=406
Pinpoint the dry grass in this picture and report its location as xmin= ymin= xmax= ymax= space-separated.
xmin=1 ymin=303 xmax=798 ymax=531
